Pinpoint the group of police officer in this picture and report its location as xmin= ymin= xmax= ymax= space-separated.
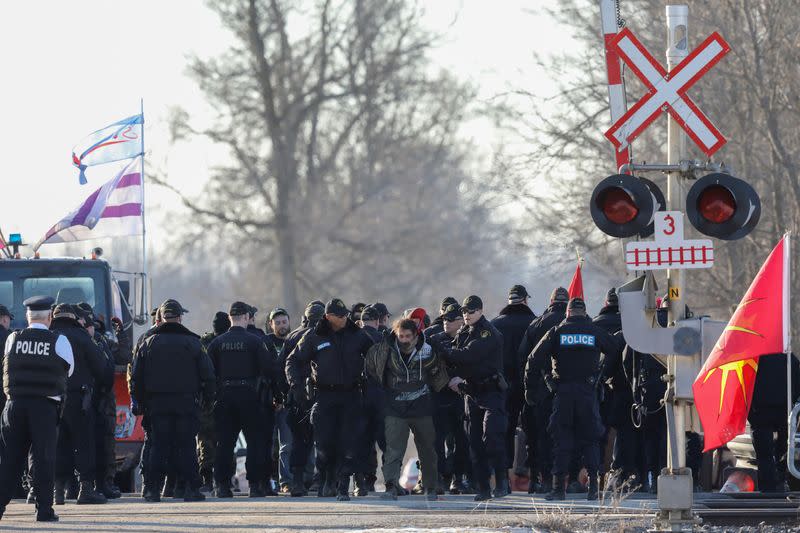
xmin=1 ymin=283 xmax=797 ymax=521
xmin=0 ymin=296 xmax=129 ymax=522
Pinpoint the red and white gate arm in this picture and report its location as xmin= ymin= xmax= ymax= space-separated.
xmin=605 ymin=27 xmax=731 ymax=157
xmin=600 ymin=0 xmax=630 ymax=170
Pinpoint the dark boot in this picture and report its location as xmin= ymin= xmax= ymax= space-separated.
xmin=474 ymin=481 xmax=492 ymax=502
xmin=436 ymin=475 xmax=445 ymax=495
xmin=321 ymin=473 xmax=336 ymax=497
xmin=262 ymin=480 xmax=278 ymax=496
xmin=290 ymin=468 xmax=308 ymax=497
xmin=354 ymin=474 xmax=369 ymax=497
xmin=426 ymin=488 xmax=438 ymax=501
xmin=537 ymin=475 xmax=552 ymax=494
xmin=336 ymin=476 xmax=350 ymax=501
xmin=381 ymin=481 xmax=398 ymax=500
xmin=365 ymin=474 xmax=377 ymax=493
xmin=143 ymin=481 xmax=161 ymax=502
xmin=545 ymin=475 xmax=567 ymax=501
xmin=36 ymin=509 xmax=59 ymax=522
xmin=215 ymin=483 xmax=233 ymax=498
xmin=77 ymin=481 xmax=108 ymax=504
xmin=587 ymin=474 xmax=599 ymax=501
xmin=172 ymin=480 xmax=186 ymax=499
xmin=65 ymin=477 xmax=79 ymax=500
xmin=162 ymin=476 xmax=175 ymax=498
xmin=98 ymin=478 xmax=121 ymax=499
xmin=249 ymin=481 xmax=266 ymax=498
xmin=411 ymin=478 xmax=425 ymax=495
xmin=493 ymin=469 xmax=511 ymax=498
xmin=54 ymin=480 xmax=65 ymax=505
xmin=449 ymin=477 xmax=465 ymax=495
xmin=184 ymin=485 xmax=206 ymax=502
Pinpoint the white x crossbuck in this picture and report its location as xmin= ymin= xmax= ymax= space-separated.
xmin=605 ymin=28 xmax=730 ymax=157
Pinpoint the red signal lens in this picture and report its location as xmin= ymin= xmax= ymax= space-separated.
xmin=598 ymin=187 xmax=638 ymax=224
xmin=698 ymin=185 xmax=735 ymax=224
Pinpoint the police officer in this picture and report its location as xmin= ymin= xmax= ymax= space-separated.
xmin=51 ymin=303 xmax=111 ymax=505
xmin=0 ymin=304 xmax=14 ymax=413
xmin=286 ymin=298 xmax=376 ymax=501
xmin=748 ymin=352 xmax=800 ymax=492
xmin=442 ymin=295 xmax=508 ymax=501
xmin=626 ymin=346 xmax=666 ymax=492
xmin=526 ymin=297 xmax=621 ymax=501
xmin=426 ymin=297 xmax=459 ymax=338
xmin=197 ymin=311 xmax=230 ymax=492
xmin=518 ymin=287 xmax=568 ymax=493
xmin=77 ymin=303 xmax=122 ymax=500
xmin=491 ymin=285 xmax=536 ymax=490
xmin=207 ymin=301 xmax=277 ymax=498
xmin=284 ymin=302 xmax=325 ymax=497
xmin=246 ymin=305 xmax=267 ymax=339
xmin=129 ymin=299 xmax=215 ymax=502
xmin=372 ymin=302 xmax=391 ymax=333
xmin=354 ymin=305 xmax=386 ymax=496
xmin=428 ymin=303 xmax=472 ymax=495
xmin=0 ymin=296 xmax=73 ymax=522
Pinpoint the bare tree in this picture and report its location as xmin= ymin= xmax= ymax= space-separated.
xmin=497 ymin=0 xmax=800 ymax=321
xmin=157 ymin=0 xmax=496 ymax=314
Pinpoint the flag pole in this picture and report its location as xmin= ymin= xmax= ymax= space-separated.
xmin=785 ymin=232 xmax=792 ymax=432
xmin=140 ymin=98 xmax=148 ymax=318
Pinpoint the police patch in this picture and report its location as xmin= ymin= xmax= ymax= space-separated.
xmin=559 ymin=334 xmax=595 ymax=347
xmin=316 ymin=342 xmax=331 ymax=351
xmin=481 ymin=330 xmax=490 ymax=338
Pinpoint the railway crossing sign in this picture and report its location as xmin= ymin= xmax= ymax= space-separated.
xmin=605 ymin=27 xmax=731 ymax=157
xmin=625 ymin=211 xmax=714 ymax=271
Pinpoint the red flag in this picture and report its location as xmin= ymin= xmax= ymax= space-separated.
xmin=568 ymin=261 xmax=584 ymax=300
xmin=692 ymin=236 xmax=790 ymax=451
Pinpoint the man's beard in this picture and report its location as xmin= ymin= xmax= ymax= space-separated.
xmin=277 ymin=327 xmax=290 ymax=337
xmin=398 ymin=341 xmax=414 ymax=354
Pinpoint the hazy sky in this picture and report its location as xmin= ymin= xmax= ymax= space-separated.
xmin=0 ymin=1 xmax=578 ymax=252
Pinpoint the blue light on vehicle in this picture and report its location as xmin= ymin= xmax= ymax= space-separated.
xmin=8 ymin=233 xmax=22 ymax=244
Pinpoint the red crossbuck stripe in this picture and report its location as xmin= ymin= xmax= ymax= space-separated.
xmin=626 ymin=246 xmax=714 ymax=267
xmin=604 ymin=27 xmax=730 ymax=157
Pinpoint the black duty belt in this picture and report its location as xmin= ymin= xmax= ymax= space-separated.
xmin=221 ymin=378 xmax=257 ymax=388
xmin=316 ymin=383 xmax=359 ymax=392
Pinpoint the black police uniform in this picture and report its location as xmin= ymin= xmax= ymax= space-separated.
xmin=527 ymin=312 xmax=620 ymax=498
xmin=129 ymin=323 xmax=158 ymax=495
xmin=625 ymin=347 xmax=666 ymax=490
xmin=519 ymin=300 xmax=566 ymax=491
xmin=207 ymin=322 xmax=277 ymax=495
xmin=50 ymin=310 xmax=111 ymax=497
xmin=592 ymin=302 xmax=639 ymax=482
xmin=286 ymin=305 xmax=375 ymax=499
xmin=442 ymin=313 xmax=507 ymax=499
xmin=0 ymin=296 xmax=71 ymax=522
xmin=429 ymin=329 xmax=471 ymax=493
xmin=355 ymin=320 xmax=386 ymax=493
xmin=129 ymin=319 xmax=215 ymax=500
xmin=748 ymin=352 xmax=800 ymax=492
xmin=90 ymin=328 xmax=119 ymax=497
xmin=491 ymin=302 xmax=535 ymax=471
xmin=0 ymin=310 xmax=12 ymax=413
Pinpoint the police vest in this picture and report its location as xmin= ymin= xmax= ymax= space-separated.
xmin=3 ymin=328 xmax=68 ymax=399
xmin=141 ymin=334 xmax=201 ymax=394
xmin=214 ymin=331 xmax=260 ymax=380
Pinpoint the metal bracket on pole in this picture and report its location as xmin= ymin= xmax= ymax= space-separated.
xmin=619 ymin=160 xmax=731 ymax=179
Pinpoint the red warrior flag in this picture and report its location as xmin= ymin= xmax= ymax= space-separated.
xmin=693 ymin=236 xmax=791 ymax=451
xmin=568 ymin=261 xmax=584 ymax=300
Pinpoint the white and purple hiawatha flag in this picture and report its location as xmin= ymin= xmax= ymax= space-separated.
xmin=72 ymin=114 xmax=144 ymax=184
xmin=35 ymin=157 xmax=143 ymax=251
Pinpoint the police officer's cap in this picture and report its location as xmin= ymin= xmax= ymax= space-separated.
xmin=461 ymin=295 xmax=483 ymax=311
xmin=160 ymin=299 xmax=188 ymax=319
xmin=508 ymin=284 xmax=529 ymax=302
xmin=360 ymin=305 xmax=379 ymax=321
xmin=76 ymin=302 xmax=95 ymax=321
xmin=52 ymin=303 xmax=77 ymax=320
xmin=229 ymin=301 xmax=251 ymax=317
xmin=441 ymin=304 xmax=462 ymax=321
xmin=149 ymin=307 xmax=159 ymax=318
xmin=0 ymin=304 xmax=14 ymax=320
xmin=325 ymin=298 xmax=349 ymax=317
xmin=550 ymin=287 xmax=569 ymax=303
xmin=440 ymin=296 xmax=458 ymax=312
xmin=23 ymin=295 xmax=55 ymax=311
xmin=269 ymin=307 xmax=289 ymax=321
xmin=304 ymin=302 xmax=325 ymax=320
xmin=248 ymin=305 xmax=258 ymax=318
xmin=567 ymin=297 xmax=586 ymax=313
xmin=605 ymin=288 xmax=619 ymax=307
xmin=372 ymin=302 xmax=390 ymax=318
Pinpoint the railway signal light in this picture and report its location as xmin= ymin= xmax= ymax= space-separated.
xmin=686 ymin=173 xmax=760 ymax=240
xmin=590 ymin=174 xmax=665 ymax=238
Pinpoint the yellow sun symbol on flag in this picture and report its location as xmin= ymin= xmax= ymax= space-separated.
xmin=702 ymin=358 xmax=759 ymax=414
